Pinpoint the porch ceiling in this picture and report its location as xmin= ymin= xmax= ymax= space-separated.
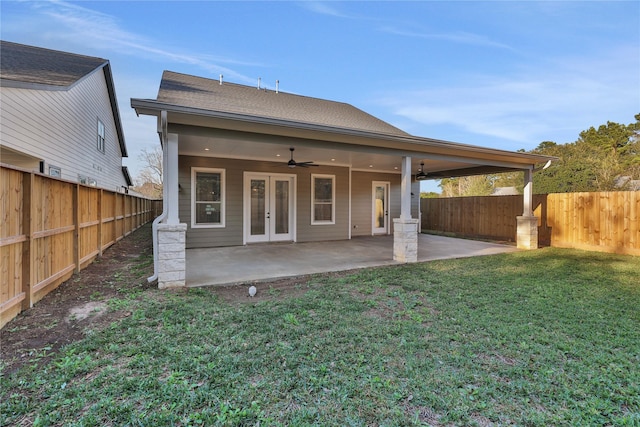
xmin=170 ymin=122 xmax=545 ymax=179
xmin=176 ymin=132 xmax=471 ymax=175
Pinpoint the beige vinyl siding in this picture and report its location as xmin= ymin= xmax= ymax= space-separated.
xmin=179 ymin=156 xmax=243 ymax=248
xmin=180 ymin=156 xmax=350 ymax=248
xmin=351 ymin=172 xmax=399 ymax=236
xmin=0 ymin=69 xmax=127 ymax=191
xmin=351 ymin=171 xmax=421 ymax=236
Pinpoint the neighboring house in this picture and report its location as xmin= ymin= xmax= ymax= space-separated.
xmin=132 ymin=70 xmax=554 ymax=288
xmin=492 ymin=186 xmax=520 ymax=196
xmin=0 ymin=41 xmax=132 ymax=192
xmin=615 ymin=176 xmax=640 ymax=191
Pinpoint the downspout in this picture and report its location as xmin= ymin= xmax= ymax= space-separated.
xmin=148 ymin=110 xmax=169 ymax=283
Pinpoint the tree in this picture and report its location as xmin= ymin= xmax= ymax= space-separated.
xmin=420 ymin=191 xmax=440 ymax=198
xmin=439 ymin=175 xmax=493 ymax=197
xmin=532 ymin=114 xmax=640 ymax=193
xmin=133 ymin=146 xmax=163 ymax=199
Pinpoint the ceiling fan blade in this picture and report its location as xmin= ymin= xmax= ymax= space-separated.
xmin=285 ymin=147 xmax=318 ymax=167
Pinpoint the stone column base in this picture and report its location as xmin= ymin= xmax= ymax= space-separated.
xmin=516 ymin=216 xmax=539 ymax=250
xmin=157 ymin=223 xmax=187 ymax=288
xmin=393 ymin=218 xmax=419 ymax=263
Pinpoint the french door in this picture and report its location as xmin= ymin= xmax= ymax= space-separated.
xmin=244 ymin=173 xmax=296 ymax=243
xmin=372 ymin=181 xmax=390 ymax=235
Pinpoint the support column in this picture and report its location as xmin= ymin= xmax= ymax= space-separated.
xmin=517 ymin=168 xmax=538 ymax=249
xmin=393 ymin=218 xmax=419 ymax=263
xmin=154 ymin=124 xmax=187 ymax=287
xmin=157 ymin=223 xmax=187 ymax=288
xmin=394 ymin=156 xmax=419 ymax=262
xmin=400 ymin=156 xmax=412 ymax=220
xmin=166 ymin=133 xmax=180 ymax=225
xmin=522 ymin=168 xmax=533 ymax=217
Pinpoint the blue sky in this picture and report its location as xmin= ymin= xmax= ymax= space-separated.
xmin=2 ymin=1 xmax=639 ymax=193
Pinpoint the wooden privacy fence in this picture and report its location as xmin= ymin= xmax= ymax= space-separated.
xmin=421 ymin=191 xmax=639 ymax=256
xmin=1 ymin=164 xmax=162 ymax=328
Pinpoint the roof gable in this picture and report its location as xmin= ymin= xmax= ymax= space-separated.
xmin=158 ymin=70 xmax=409 ymax=137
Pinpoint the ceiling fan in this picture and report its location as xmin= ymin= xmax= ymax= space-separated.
xmin=287 ymin=147 xmax=318 ymax=168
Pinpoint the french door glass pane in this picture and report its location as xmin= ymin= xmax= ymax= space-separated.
xmin=375 ymin=186 xmax=385 ymax=228
xmin=275 ymin=180 xmax=289 ymax=234
xmin=251 ymin=179 xmax=265 ymax=235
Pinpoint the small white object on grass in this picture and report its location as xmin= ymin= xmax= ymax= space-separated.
xmin=248 ymin=285 xmax=257 ymax=297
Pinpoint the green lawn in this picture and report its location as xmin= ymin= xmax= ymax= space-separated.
xmin=2 ymin=248 xmax=639 ymax=426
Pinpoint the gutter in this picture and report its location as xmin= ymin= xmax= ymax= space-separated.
xmin=147 ymin=110 xmax=169 ymax=283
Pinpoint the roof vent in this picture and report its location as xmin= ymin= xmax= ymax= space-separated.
xmin=219 ymin=74 xmax=223 ymax=85
xmin=257 ymin=77 xmax=261 ymax=90
xmin=276 ymin=80 xmax=279 ymax=93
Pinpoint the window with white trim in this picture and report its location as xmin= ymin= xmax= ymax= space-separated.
xmin=311 ymin=174 xmax=335 ymax=224
xmin=192 ymin=168 xmax=225 ymax=228
xmin=97 ymin=119 xmax=105 ymax=153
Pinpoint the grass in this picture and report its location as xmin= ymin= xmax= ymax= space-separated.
xmin=1 ymin=248 xmax=639 ymax=426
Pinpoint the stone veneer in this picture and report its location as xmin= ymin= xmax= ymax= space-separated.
xmin=157 ymin=223 xmax=187 ymax=288
xmin=393 ymin=218 xmax=419 ymax=263
xmin=516 ymin=215 xmax=539 ymax=250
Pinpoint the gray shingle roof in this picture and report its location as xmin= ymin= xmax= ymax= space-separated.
xmin=157 ymin=70 xmax=409 ymax=136
xmin=0 ymin=40 xmax=107 ymax=88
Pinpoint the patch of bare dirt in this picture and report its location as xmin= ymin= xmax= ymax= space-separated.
xmin=0 ymin=225 xmax=156 ymax=374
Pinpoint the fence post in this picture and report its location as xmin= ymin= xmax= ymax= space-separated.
xmin=98 ymin=189 xmax=103 ymax=256
xmin=73 ymin=184 xmax=80 ymax=273
xmin=21 ymin=171 xmax=34 ymax=310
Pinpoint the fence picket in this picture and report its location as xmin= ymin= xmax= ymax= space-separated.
xmin=1 ymin=164 xmax=161 ymax=329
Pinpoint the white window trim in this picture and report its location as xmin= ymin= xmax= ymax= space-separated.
xmin=191 ymin=167 xmax=226 ymax=228
xmin=97 ymin=119 xmax=105 ymax=153
xmin=311 ymin=174 xmax=335 ymax=225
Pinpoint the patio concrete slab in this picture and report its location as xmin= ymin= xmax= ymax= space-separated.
xmin=186 ymin=234 xmax=519 ymax=287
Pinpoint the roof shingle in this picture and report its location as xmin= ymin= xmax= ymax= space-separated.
xmin=157 ymin=70 xmax=409 ymax=136
xmin=0 ymin=40 xmax=107 ymax=88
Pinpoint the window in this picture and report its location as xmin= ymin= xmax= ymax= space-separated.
xmin=311 ymin=174 xmax=335 ymax=224
xmin=192 ymin=168 xmax=225 ymax=228
xmin=97 ymin=119 xmax=105 ymax=153
xmin=49 ymin=165 xmax=61 ymax=178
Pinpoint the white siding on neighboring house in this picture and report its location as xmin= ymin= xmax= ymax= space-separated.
xmin=0 ymin=69 xmax=127 ymax=191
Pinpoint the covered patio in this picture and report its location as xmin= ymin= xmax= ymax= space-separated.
xmin=186 ymin=234 xmax=519 ymax=287
xmin=131 ymin=71 xmax=553 ymax=289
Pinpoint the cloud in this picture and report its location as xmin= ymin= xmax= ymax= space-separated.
xmin=381 ymin=26 xmax=515 ymax=51
xmin=300 ymin=1 xmax=350 ymax=18
xmin=27 ymin=1 xmax=259 ymax=83
xmin=376 ymin=46 xmax=639 ymax=149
